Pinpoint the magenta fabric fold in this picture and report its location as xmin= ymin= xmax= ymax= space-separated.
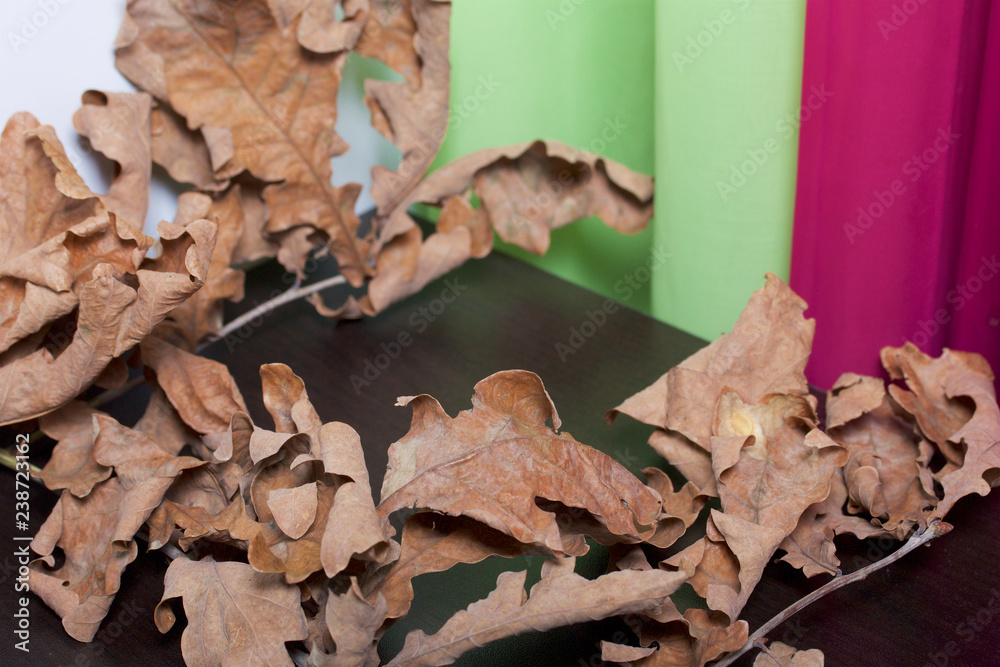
xmin=791 ymin=0 xmax=1000 ymax=390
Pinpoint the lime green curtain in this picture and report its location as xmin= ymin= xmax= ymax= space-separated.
xmin=438 ymin=0 xmax=805 ymax=339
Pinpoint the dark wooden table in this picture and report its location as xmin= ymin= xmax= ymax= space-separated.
xmin=2 ymin=241 xmax=999 ymax=666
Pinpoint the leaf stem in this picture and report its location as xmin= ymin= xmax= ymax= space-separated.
xmin=714 ymin=521 xmax=952 ymax=667
xmin=0 ymin=448 xmax=43 ymax=477
xmin=204 ymin=273 xmax=348 ymax=345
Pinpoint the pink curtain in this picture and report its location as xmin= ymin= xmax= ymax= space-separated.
xmin=791 ymin=0 xmax=1000 ymax=390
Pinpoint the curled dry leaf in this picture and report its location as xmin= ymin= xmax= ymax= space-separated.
xmin=0 ymin=110 xmax=217 ymax=425
xmin=608 ymin=273 xmax=814 ymax=494
xmin=140 ymin=335 xmax=247 ymax=434
xmin=629 ymin=608 xmax=749 ymax=667
xmin=752 ymin=641 xmax=824 ymax=666
xmin=116 ymin=0 xmax=365 ymax=280
xmin=363 ymin=512 xmax=538 ymax=621
xmin=387 ymin=557 xmax=687 ymax=667
xmin=155 ymin=556 xmax=309 ymax=667
xmin=825 ymin=372 xmax=937 ymax=537
xmin=365 ymin=140 xmax=655 ymax=313
xmin=28 ymin=478 xmax=138 ymax=642
xmin=378 ymin=370 xmax=663 ymax=555
xmin=362 ymin=0 xmax=452 ymax=216
xmin=156 ymin=189 xmax=247 ymax=350
xmin=72 ymin=90 xmax=152 ymax=232
xmin=881 ymin=344 xmax=1000 ymax=518
xmin=308 ymin=579 xmax=386 ymax=667
xmin=36 ymin=401 xmax=111 ymax=497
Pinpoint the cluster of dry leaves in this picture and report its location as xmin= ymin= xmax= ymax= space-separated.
xmin=12 ymin=271 xmax=1000 ymax=667
xmin=0 ymin=0 xmax=653 ymax=427
xmin=2 ymin=1 xmax=1000 ymax=666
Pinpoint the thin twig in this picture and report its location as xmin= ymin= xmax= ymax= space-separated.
xmin=714 ymin=520 xmax=952 ymax=667
xmin=206 ymin=273 xmax=348 ymax=345
xmin=83 ymin=273 xmax=349 ymax=410
xmin=0 ymin=448 xmax=42 ymax=477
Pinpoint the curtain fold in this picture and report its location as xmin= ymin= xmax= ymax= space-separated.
xmin=791 ymin=0 xmax=1000 ymax=389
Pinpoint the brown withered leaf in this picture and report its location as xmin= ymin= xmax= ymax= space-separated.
xmin=36 ymin=402 xmax=111 ymax=497
xmin=608 ymin=273 xmax=814 ymax=452
xmin=378 ymin=370 xmax=663 ymax=556
xmin=712 ymin=393 xmax=847 ymax=537
xmin=261 ymin=362 xmax=323 ymax=436
xmin=0 ymin=111 xmax=217 ymax=424
xmin=882 ymin=345 xmax=1000 ymax=518
xmin=321 ymin=480 xmax=393 ymax=578
xmin=387 ymin=557 xmax=687 ymax=667
xmin=268 ymin=481 xmax=319 ymax=539
xmin=362 ymin=0 xmax=451 ymax=216
xmin=826 ymin=373 xmax=936 ymax=537
xmin=72 ymin=90 xmax=152 ymax=232
xmin=155 ymin=556 xmax=309 ymax=666
xmin=630 ymin=608 xmax=748 ymax=667
xmin=116 ymin=0 xmax=368 ymax=280
xmin=643 ymin=467 xmax=707 ymax=548
xmin=92 ymin=414 xmax=205 ymax=545
xmin=601 ymin=641 xmax=657 ymax=663
xmin=308 ymin=579 xmax=386 ymax=667
xmin=149 ymin=104 xmax=229 ymax=192
xmin=366 ymin=140 xmax=654 ymax=314
xmin=269 ymin=0 xmax=371 ymax=54
xmin=753 ymin=642 xmax=824 ymax=666
xmin=363 ymin=512 xmax=537 ymax=621
xmin=141 ymin=335 xmax=247 ymax=434
xmin=706 ymin=392 xmax=847 ymax=617
xmin=29 ymin=478 xmax=139 ymax=642
xmin=156 ymin=189 xmax=246 ymax=350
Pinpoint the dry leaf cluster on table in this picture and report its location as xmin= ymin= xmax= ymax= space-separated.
xmin=1 ymin=1 xmax=999 ymax=666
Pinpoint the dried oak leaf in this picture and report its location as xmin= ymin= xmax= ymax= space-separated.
xmin=155 ymin=189 xmax=247 ymax=350
xmin=706 ymin=392 xmax=847 ymax=617
xmin=72 ymin=90 xmax=152 ymax=232
xmin=91 ymin=414 xmax=205 ymax=545
xmin=753 ymin=642 xmax=824 ymax=666
xmin=269 ymin=0 xmax=371 ymax=54
xmin=387 ymin=557 xmax=687 ymax=667
xmin=362 ymin=0 xmax=452 ymax=216
xmin=36 ymin=401 xmax=111 ymax=497
xmin=825 ymin=372 xmax=937 ymax=537
xmin=628 ymin=608 xmax=749 ymax=667
xmin=364 ymin=140 xmax=655 ymax=314
xmin=882 ymin=345 xmax=1000 ymax=519
xmin=28 ymin=477 xmax=138 ymax=642
xmin=608 ymin=273 xmax=814 ymax=468
xmin=140 ymin=335 xmax=247 ymax=434
xmin=149 ymin=103 xmax=229 ymax=192
xmin=307 ymin=579 xmax=386 ymax=667
xmin=154 ymin=555 xmax=309 ymax=667
xmin=363 ymin=512 xmax=539 ymax=621
xmin=377 ymin=370 xmax=663 ymax=556
xmin=116 ymin=0 xmax=368 ymax=280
